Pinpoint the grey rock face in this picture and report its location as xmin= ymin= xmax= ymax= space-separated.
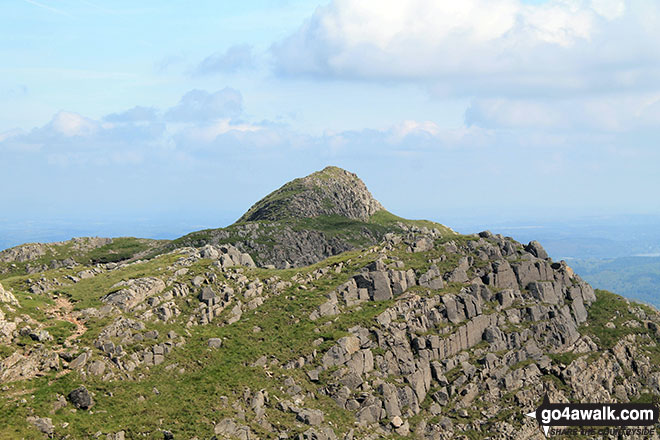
xmin=68 ymin=352 xmax=89 ymax=370
xmin=87 ymin=360 xmax=106 ymax=376
xmin=297 ymin=408 xmax=324 ymax=426
xmin=486 ymin=260 xmax=517 ymax=289
xmin=528 ymin=281 xmax=561 ymax=305
xmin=101 ymin=277 xmax=166 ymax=311
xmin=354 ymin=271 xmax=393 ymax=301
xmin=525 ymin=240 xmax=549 ymax=259
xmin=0 ymin=347 xmax=60 ymax=383
xmin=419 ymin=266 xmax=444 ymax=290
xmin=67 ymin=386 xmax=94 ymax=410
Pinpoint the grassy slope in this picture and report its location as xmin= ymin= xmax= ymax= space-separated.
xmin=0 ymin=238 xmax=164 ymax=281
xmin=1 ymin=230 xmax=658 ymax=438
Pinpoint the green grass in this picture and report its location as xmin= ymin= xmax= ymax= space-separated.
xmin=3 ymin=217 xmax=660 ymax=439
xmin=44 ymin=320 xmax=77 ymax=345
xmin=581 ymin=289 xmax=651 ymax=350
xmin=85 ymin=238 xmax=154 ymax=264
xmin=0 ymin=246 xmax=380 ymax=439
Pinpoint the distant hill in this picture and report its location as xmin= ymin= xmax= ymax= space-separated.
xmin=569 ymin=256 xmax=660 ymax=307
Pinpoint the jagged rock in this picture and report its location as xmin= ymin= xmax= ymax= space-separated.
xmin=67 ymin=386 xmax=94 ymax=410
xmin=381 ymin=383 xmax=402 ymax=418
xmin=29 ymin=329 xmax=52 ymax=342
xmin=442 ymin=295 xmax=460 ymax=324
xmin=412 ymin=237 xmax=434 ymax=253
xmin=191 ymin=275 xmax=205 ymax=287
xmin=322 ymin=336 xmax=360 ymax=369
xmin=496 ymin=289 xmax=515 ymax=308
xmin=525 ymin=240 xmax=549 ymax=259
xmin=485 ymin=260 xmax=518 ymax=289
xmin=198 ymin=287 xmax=217 ymax=306
xmin=512 ymin=260 xmax=553 ymax=286
xmin=407 ymin=359 xmax=432 ymax=402
xmin=354 ymin=271 xmax=393 ymax=301
xmin=356 ymin=396 xmax=382 ymax=425
xmin=5 ymin=167 xmax=660 ymax=439
xmin=51 ymin=394 xmax=67 ymax=413
xmin=312 ymin=292 xmax=339 ymax=320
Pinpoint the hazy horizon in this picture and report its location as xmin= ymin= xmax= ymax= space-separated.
xmin=2 ymin=1 xmax=659 ymax=237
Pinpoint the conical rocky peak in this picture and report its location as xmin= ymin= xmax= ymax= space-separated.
xmin=237 ymin=166 xmax=385 ymax=223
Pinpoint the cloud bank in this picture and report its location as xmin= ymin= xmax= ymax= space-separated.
xmin=273 ymin=0 xmax=660 ymax=96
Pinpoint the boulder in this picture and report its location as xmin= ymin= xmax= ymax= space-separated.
xmin=27 ymin=416 xmax=54 ymax=436
xmin=371 ymin=271 xmax=393 ymax=301
xmin=525 ymin=240 xmax=549 ymax=259
xmin=208 ymin=338 xmax=223 ymax=348
xmin=0 ymin=282 xmax=19 ymax=306
xmin=67 ymin=386 xmax=94 ymax=410
xmin=297 ymin=408 xmax=324 ymax=426
xmin=87 ymin=360 xmax=106 ymax=376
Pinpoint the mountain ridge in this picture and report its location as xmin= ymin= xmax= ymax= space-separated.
xmin=0 ymin=167 xmax=659 ymax=439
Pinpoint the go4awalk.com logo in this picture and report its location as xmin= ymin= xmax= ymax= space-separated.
xmin=526 ymin=395 xmax=659 ymax=436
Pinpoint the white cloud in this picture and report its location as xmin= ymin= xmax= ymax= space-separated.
xmin=273 ymin=0 xmax=660 ymax=96
xmin=49 ymin=111 xmax=97 ymax=137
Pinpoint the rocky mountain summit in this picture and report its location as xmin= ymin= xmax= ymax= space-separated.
xmin=238 ymin=166 xmax=385 ymax=222
xmin=1 ymin=167 xmax=659 ymax=439
xmin=168 ymin=167 xmax=450 ymax=269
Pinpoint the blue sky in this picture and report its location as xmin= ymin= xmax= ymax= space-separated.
xmin=1 ymin=0 xmax=660 ymax=246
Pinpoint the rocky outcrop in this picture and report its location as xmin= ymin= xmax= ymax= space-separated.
xmin=101 ymin=277 xmax=166 ymax=311
xmin=0 ymin=237 xmax=112 ymax=263
xmin=0 ymin=347 xmax=60 ymax=382
xmin=299 ymin=230 xmax=616 ymax=438
xmin=1 ymin=168 xmax=659 ymax=440
xmin=0 ymin=282 xmax=19 ymax=306
xmin=238 ymin=166 xmax=384 ymax=223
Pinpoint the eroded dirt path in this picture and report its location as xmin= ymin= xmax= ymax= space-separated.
xmin=47 ymin=296 xmax=87 ymax=345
